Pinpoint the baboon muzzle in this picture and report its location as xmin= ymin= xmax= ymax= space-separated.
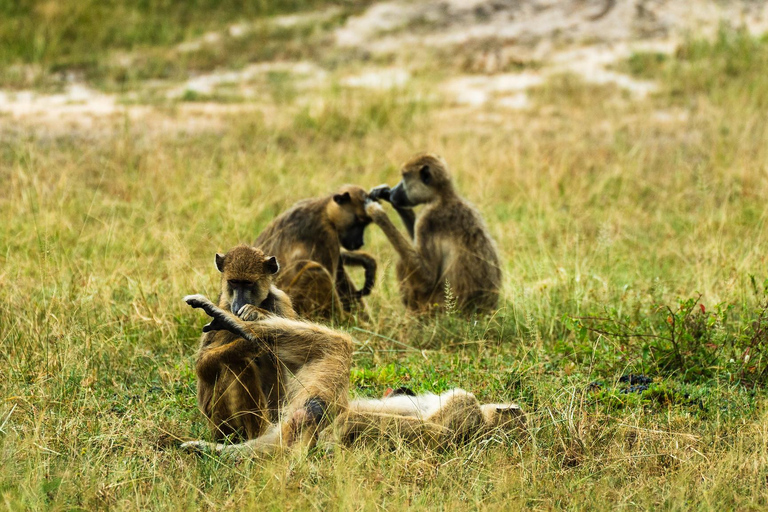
xmin=389 ymin=181 xmax=414 ymax=208
xmin=340 ymin=227 xmax=365 ymax=251
xmin=230 ymin=288 xmax=250 ymax=316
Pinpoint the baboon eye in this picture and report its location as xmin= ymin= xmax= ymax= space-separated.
xmin=419 ymin=165 xmax=431 ymax=185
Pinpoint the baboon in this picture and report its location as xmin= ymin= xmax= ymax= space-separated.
xmin=182 ymin=292 xmax=353 ymax=457
xmin=324 ymin=388 xmax=525 ymax=449
xmin=367 ymin=154 xmax=502 ymax=314
xmin=255 ymin=185 xmax=376 ymax=319
xmin=194 ymin=245 xmax=297 ymax=442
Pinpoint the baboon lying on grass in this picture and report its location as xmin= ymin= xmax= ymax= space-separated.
xmin=367 ymin=154 xmax=502 ymax=314
xmin=323 ymin=387 xmax=525 ymax=450
xmin=255 ymin=185 xmax=376 ymax=320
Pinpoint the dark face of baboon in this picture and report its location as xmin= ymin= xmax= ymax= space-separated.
xmin=215 ymin=245 xmax=280 ymax=314
xmin=328 ymin=185 xmax=372 ymax=251
xmin=389 ymin=154 xmax=453 ymax=208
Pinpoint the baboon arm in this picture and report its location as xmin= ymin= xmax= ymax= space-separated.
xmin=366 ymin=206 xmax=435 ymax=285
xmin=186 ymin=294 xmax=351 ymax=370
xmin=340 ymin=251 xmax=377 ymax=296
xmin=394 ymin=207 xmax=416 ymax=240
xmin=369 ymin=184 xmax=415 ymax=239
xmin=186 ymin=295 xmax=263 ymax=344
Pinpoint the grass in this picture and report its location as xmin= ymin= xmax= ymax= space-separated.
xmin=0 ymin=0 xmax=371 ymax=89
xmin=2 ymin=8 xmax=768 ymax=509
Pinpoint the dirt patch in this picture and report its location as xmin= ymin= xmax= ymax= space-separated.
xmin=2 ymin=0 xmax=767 ymax=129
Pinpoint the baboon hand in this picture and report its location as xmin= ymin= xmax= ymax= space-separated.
xmin=237 ymin=304 xmax=267 ymax=322
xmin=179 ymin=440 xmax=225 ymax=455
xmin=365 ymin=200 xmax=386 ymax=219
xmin=185 ymin=294 xmax=215 ymax=310
xmin=184 ymin=294 xmax=221 ymax=318
xmin=368 ymin=184 xmax=391 ymax=203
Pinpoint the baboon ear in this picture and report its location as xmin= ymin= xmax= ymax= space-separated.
xmin=265 ymin=256 xmax=279 ymax=274
xmin=419 ymin=165 xmax=431 ymax=185
xmin=333 ymin=192 xmax=351 ymax=205
xmin=215 ymin=253 xmax=225 ymax=272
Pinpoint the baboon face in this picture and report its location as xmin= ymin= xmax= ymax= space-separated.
xmin=328 ymin=186 xmax=372 ymax=251
xmin=390 ymin=154 xmax=452 ymax=208
xmin=215 ymin=245 xmax=279 ymax=314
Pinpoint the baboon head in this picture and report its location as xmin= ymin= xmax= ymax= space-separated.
xmin=327 ymin=185 xmax=372 ymax=251
xmin=215 ymin=245 xmax=279 ymax=314
xmin=389 ymin=153 xmax=454 ymax=208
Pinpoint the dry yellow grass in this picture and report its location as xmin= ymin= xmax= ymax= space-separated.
xmin=1 ymin=11 xmax=768 ymax=510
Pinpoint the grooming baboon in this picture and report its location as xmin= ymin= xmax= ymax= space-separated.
xmin=324 ymin=388 xmax=525 ymax=449
xmin=194 ymin=245 xmax=296 ymax=442
xmin=255 ymin=185 xmax=376 ymax=319
xmin=183 ymin=292 xmax=353 ymax=457
xmin=367 ymin=154 xmax=502 ymax=314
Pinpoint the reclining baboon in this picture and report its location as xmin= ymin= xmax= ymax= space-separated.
xmin=367 ymin=154 xmax=502 ymax=314
xmin=183 ymin=292 xmax=353 ymax=457
xmin=255 ymin=185 xmax=376 ymax=319
xmin=193 ymin=245 xmax=297 ymax=441
xmin=324 ymin=387 xmax=525 ymax=449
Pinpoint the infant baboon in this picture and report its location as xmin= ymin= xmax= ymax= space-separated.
xmin=183 ymin=292 xmax=353 ymax=457
xmin=255 ymin=185 xmax=376 ymax=319
xmin=325 ymin=388 xmax=525 ymax=449
xmin=367 ymin=154 xmax=502 ymax=314
xmin=194 ymin=245 xmax=296 ymax=442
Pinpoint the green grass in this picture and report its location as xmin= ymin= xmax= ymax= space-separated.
xmin=2 ymin=17 xmax=768 ymax=511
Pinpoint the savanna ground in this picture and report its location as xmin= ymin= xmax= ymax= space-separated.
xmin=2 ymin=1 xmax=768 ymax=510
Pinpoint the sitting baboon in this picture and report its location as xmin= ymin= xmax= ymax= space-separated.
xmin=367 ymin=154 xmax=502 ymax=314
xmin=255 ymin=185 xmax=377 ymax=319
xmin=183 ymin=292 xmax=353 ymax=457
xmin=324 ymin=387 xmax=525 ymax=449
xmin=194 ymin=245 xmax=297 ymax=442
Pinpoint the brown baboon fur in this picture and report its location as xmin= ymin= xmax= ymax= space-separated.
xmin=183 ymin=293 xmax=353 ymax=457
xmin=323 ymin=388 xmax=525 ymax=449
xmin=255 ymin=185 xmax=376 ymax=319
xmin=194 ymin=245 xmax=296 ymax=442
xmin=367 ymin=154 xmax=502 ymax=314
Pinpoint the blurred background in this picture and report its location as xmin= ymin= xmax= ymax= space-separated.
xmin=1 ymin=0 xmax=766 ymax=124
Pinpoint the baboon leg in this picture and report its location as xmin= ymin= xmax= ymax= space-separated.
xmin=423 ymin=389 xmax=484 ymax=442
xmin=206 ymin=364 xmax=269 ymax=442
xmin=331 ymin=411 xmax=452 ymax=449
xmin=282 ymin=260 xmax=344 ymax=319
xmin=193 ymin=396 xmax=337 ymax=458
